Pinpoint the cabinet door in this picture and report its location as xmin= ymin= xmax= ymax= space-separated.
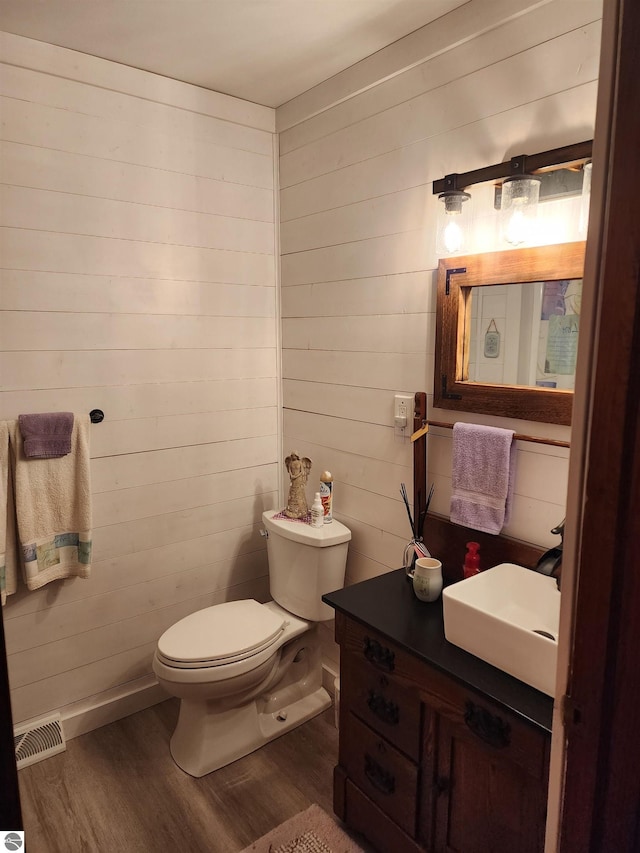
xmin=433 ymin=712 xmax=547 ymax=853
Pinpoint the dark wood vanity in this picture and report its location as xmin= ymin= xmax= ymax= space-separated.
xmin=323 ymin=567 xmax=553 ymax=853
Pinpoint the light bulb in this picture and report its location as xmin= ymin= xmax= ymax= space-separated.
xmin=443 ymin=218 xmax=463 ymax=253
xmin=436 ymin=190 xmax=471 ymax=256
xmin=505 ymin=208 xmax=528 ymax=246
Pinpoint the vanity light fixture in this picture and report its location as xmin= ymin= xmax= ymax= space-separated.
xmin=433 ymin=140 xmax=593 ymax=255
xmin=436 ymin=189 xmax=471 ymax=255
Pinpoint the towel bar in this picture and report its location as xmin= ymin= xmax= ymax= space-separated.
xmin=427 ymin=420 xmax=569 ymax=448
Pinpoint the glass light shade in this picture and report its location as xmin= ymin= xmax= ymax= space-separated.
xmin=578 ymin=160 xmax=592 ymax=237
xmin=436 ymin=190 xmax=471 ymax=256
xmin=500 ymin=176 xmax=541 ymax=246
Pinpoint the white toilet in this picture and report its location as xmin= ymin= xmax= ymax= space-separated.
xmin=152 ymin=509 xmax=351 ymax=777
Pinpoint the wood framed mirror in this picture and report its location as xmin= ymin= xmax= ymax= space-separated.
xmin=434 ymin=241 xmax=586 ymax=425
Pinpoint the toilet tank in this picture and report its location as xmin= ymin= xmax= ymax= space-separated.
xmin=261 ymin=510 xmax=351 ymax=621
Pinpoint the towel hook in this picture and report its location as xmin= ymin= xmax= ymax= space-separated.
xmin=89 ymin=409 xmax=104 ymax=423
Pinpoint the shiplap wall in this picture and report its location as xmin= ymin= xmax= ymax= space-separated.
xmin=0 ymin=1 xmax=603 ymax=731
xmin=278 ymin=1 xmax=602 ymax=588
xmin=0 ymin=33 xmax=278 ymax=728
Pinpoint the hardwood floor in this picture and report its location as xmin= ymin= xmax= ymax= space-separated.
xmin=18 ymin=699 xmax=340 ymax=853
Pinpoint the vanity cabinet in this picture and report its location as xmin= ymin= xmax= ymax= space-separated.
xmin=333 ymin=613 xmax=550 ymax=853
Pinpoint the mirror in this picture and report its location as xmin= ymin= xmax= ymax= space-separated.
xmin=434 ymin=241 xmax=586 ymax=425
xmin=468 ymin=278 xmax=583 ymax=389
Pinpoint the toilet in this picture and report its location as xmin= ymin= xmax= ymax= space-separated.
xmin=152 ymin=509 xmax=351 ymax=777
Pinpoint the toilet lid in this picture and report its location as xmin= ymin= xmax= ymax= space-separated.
xmin=157 ymin=600 xmax=287 ymax=668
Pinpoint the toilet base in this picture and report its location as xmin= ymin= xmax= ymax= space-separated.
xmin=168 ymin=629 xmax=331 ymax=777
xmin=170 ymin=685 xmax=331 ymax=777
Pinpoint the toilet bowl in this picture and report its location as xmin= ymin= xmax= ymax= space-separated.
xmin=152 ymin=509 xmax=350 ymax=777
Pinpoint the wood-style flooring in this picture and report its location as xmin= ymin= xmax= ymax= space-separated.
xmin=18 ymin=699 xmax=340 ymax=853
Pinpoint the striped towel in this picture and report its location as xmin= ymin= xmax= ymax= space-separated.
xmin=7 ymin=415 xmax=92 ymax=591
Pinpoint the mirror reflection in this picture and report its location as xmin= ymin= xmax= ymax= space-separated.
xmin=467 ymin=279 xmax=583 ymax=390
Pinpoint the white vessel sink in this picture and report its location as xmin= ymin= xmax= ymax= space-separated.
xmin=442 ymin=563 xmax=560 ymax=696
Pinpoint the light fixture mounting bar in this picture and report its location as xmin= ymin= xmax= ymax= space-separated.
xmin=432 ymin=140 xmax=593 ymax=195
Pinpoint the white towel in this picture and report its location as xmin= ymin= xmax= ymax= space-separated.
xmin=8 ymin=415 xmax=92 ymax=590
xmin=450 ymin=422 xmax=516 ymax=535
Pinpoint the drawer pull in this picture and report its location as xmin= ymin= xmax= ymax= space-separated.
xmin=367 ymin=690 xmax=400 ymax=726
xmin=464 ymin=700 xmax=511 ymax=749
xmin=364 ymin=753 xmax=396 ymax=795
xmin=363 ymin=636 xmax=395 ymax=672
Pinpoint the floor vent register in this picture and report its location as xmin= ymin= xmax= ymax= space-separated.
xmin=14 ymin=713 xmax=66 ymax=769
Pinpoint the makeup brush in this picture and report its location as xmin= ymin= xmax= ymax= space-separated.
xmin=400 ymin=483 xmax=415 ymax=537
xmin=425 ymin=482 xmax=435 ymax=515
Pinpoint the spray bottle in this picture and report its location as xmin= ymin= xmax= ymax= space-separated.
xmin=311 ymin=493 xmax=324 ymax=528
xmin=320 ymin=471 xmax=333 ymax=523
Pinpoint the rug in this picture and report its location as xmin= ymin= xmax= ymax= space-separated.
xmin=239 ymin=804 xmax=369 ymax=853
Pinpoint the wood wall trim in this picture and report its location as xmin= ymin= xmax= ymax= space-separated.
xmin=558 ymin=0 xmax=640 ymax=848
xmin=421 ymin=513 xmax=545 ymax=584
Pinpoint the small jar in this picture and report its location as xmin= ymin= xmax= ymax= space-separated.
xmin=412 ymin=557 xmax=443 ymax=602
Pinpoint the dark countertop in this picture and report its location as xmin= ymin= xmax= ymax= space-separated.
xmin=323 ymin=568 xmax=553 ymax=734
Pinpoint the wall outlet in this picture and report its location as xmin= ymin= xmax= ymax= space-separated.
xmin=394 ymin=393 xmax=414 ymax=432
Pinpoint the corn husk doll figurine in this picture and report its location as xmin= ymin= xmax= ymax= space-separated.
xmin=284 ymin=452 xmax=312 ymax=518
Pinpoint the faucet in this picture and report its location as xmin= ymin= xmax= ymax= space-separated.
xmin=535 ymin=519 xmax=564 ymax=590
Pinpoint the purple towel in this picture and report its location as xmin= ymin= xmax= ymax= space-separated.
xmin=450 ymin=423 xmax=516 ymax=535
xmin=18 ymin=412 xmax=74 ymax=459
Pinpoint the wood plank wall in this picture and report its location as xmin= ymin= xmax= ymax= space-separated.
xmin=278 ymin=1 xmax=602 ymax=587
xmin=0 ymin=33 xmax=278 ymax=727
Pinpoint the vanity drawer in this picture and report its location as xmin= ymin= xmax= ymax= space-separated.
xmin=341 ymin=650 xmax=421 ymax=760
xmin=342 ymin=712 xmax=418 ymax=837
xmin=336 ymin=615 xmax=424 ymax=685
xmin=344 ymin=780 xmax=423 ymax=853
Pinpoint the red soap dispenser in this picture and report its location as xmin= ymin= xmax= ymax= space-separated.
xmin=463 ymin=542 xmax=481 ymax=578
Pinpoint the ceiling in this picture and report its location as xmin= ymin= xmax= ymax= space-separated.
xmin=0 ymin=0 xmax=466 ymax=108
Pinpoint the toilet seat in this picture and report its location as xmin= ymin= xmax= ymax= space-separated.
xmin=156 ymin=599 xmax=287 ymax=670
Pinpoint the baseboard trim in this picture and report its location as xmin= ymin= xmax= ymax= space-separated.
xmin=61 ymin=675 xmax=169 ymax=741
xmin=322 ymin=662 xmax=339 ymax=698
xmin=38 ymin=665 xmax=338 ymax=744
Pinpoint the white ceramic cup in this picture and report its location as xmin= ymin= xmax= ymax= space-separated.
xmin=412 ymin=557 xmax=443 ymax=602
